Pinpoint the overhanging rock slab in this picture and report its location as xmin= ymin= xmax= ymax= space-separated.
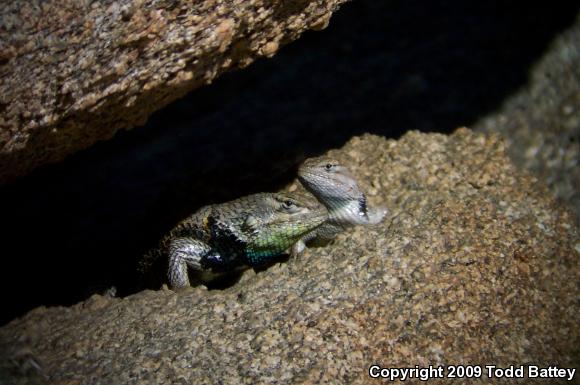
xmin=0 ymin=0 xmax=348 ymax=183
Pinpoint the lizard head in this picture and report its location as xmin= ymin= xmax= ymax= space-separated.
xmin=245 ymin=192 xmax=327 ymax=260
xmin=266 ymin=192 xmax=327 ymax=231
xmin=298 ymin=156 xmax=361 ymax=204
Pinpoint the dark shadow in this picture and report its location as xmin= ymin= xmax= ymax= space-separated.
xmin=0 ymin=0 xmax=578 ymax=325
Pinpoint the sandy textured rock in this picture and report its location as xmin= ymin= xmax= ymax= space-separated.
xmin=0 ymin=0 xmax=346 ymax=183
xmin=0 ymin=130 xmax=578 ymax=384
xmin=474 ymin=14 xmax=580 ymax=223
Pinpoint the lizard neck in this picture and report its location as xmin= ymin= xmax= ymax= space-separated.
xmin=325 ymin=193 xmax=369 ymax=225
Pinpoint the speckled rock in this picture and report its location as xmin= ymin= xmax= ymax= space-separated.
xmin=0 ymin=0 xmax=347 ymax=183
xmin=474 ymin=14 xmax=580 ymax=224
xmin=0 ymin=129 xmax=578 ymax=384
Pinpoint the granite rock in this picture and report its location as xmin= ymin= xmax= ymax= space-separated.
xmin=0 ymin=0 xmax=347 ymax=183
xmin=0 ymin=129 xmax=578 ymax=384
xmin=474 ymin=14 xmax=580 ymax=224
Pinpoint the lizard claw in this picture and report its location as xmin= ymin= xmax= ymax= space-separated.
xmin=289 ymin=240 xmax=306 ymax=258
xmin=367 ymin=206 xmax=388 ymax=224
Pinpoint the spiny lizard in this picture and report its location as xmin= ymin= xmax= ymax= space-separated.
xmin=156 ymin=192 xmax=327 ymax=289
xmin=297 ymin=156 xmax=387 ymax=246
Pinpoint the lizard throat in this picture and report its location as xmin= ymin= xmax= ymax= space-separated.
xmin=327 ymin=197 xmax=369 ymax=224
xmin=358 ymin=193 xmax=368 ymax=217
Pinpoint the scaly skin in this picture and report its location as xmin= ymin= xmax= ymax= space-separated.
xmin=297 ymin=156 xmax=387 ymax=245
xmin=158 ymin=192 xmax=327 ymax=289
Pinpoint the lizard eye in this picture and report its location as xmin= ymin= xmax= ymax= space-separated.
xmin=325 ymin=163 xmax=334 ymax=170
xmin=283 ymin=200 xmax=295 ymax=209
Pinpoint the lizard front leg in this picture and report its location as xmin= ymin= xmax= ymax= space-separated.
xmin=289 ymin=229 xmax=321 ymax=258
xmin=366 ymin=206 xmax=388 ymax=224
xmin=168 ymin=237 xmax=213 ymax=289
xmin=289 ymin=239 xmax=306 ymax=258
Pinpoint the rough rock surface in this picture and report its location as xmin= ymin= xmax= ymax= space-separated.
xmin=474 ymin=14 xmax=580 ymax=224
xmin=0 ymin=0 xmax=346 ymax=183
xmin=1 ymin=129 xmax=578 ymax=384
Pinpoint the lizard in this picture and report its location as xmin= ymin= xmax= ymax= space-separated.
xmin=295 ymin=156 xmax=387 ymax=248
xmin=150 ymin=192 xmax=327 ymax=289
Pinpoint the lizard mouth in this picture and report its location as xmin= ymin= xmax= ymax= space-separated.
xmin=269 ymin=210 xmax=326 ymax=227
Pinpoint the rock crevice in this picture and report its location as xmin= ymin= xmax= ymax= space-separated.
xmin=1 ymin=130 xmax=577 ymax=384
